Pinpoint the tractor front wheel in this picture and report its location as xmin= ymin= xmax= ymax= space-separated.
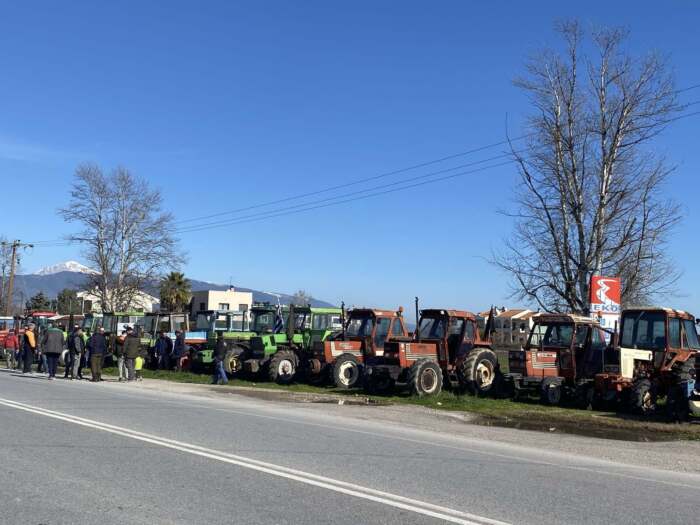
xmin=332 ymin=354 xmax=362 ymax=389
xmin=629 ymin=378 xmax=656 ymax=415
xmin=223 ymin=351 xmax=242 ymax=376
xmin=268 ymin=350 xmax=298 ymax=385
xmin=540 ymin=377 xmax=562 ymax=405
xmin=459 ymin=348 xmax=501 ymax=396
xmin=408 ymin=359 xmax=443 ymax=397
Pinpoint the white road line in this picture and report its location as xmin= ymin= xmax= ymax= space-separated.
xmin=0 ymin=396 xmax=509 ymax=525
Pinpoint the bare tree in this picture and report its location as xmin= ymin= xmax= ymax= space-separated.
xmin=292 ymin=290 xmax=312 ymax=305
xmin=494 ymin=21 xmax=683 ymax=314
xmin=60 ymin=164 xmax=184 ymax=312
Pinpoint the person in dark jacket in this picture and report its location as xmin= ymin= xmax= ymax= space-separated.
xmin=22 ymin=324 xmax=37 ymax=374
xmin=173 ymin=330 xmax=187 ymax=371
xmin=211 ymin=333 xmax=229 ymax=385
xmin=123 ymin=326 xmax=141 ymax=381
xmin=71 ymin=327 xmax=86 ymax=379
xmin=64 ymin=325 xmax=78 ymax=379
xmin=41 ymin=322 xmax=65 ymax=380
xmin=154 ymin=331 xmax=173 ymax=370
xmin=87 ymin=327 xmax=106 ymax=382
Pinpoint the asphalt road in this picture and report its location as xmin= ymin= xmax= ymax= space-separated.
xmin=2 ymin=369 xmax=700 ymax=525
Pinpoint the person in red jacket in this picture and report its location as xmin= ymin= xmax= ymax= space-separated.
xmin=3 ymin=329 xmax=19 ymax=369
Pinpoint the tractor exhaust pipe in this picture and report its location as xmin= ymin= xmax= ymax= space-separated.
xmin=341 ymin=301 xmax=346 ymax=340
xmin=287 ymin=303 xmax=295 ymax=341
xmin=483 ymin=306 xmax=496 ymax=342
xmin=414 ymin=297 xmax=420 ymax=340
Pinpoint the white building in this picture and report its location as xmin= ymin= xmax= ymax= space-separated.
xmin=189 ymin=287 xmax=253 ymax=314
xmin=77 ymin=289 xmax=160 ymax=313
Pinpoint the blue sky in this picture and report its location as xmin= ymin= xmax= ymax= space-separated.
xmin=1 ymin=1 xmax=698 ymax=313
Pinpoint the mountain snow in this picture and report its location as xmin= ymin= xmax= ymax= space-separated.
xmin=34 ymin=261 xmax=96 ymax=276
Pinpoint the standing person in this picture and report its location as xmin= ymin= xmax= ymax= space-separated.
xmin=211 ymin=333 xmax=229 ymax=385
xmin=22 ymin=324 xmax=37 ymax=374
xmin=116 ymin=330 xmax=128 ymax=382
xmin=4 ymin=329 xmax=18 ymax=369
xmin=87 ymin=327 xmax=106 ymax=382
xmin=64 ymin=325 xmax=78 ymax=379
xmin=173 ymin=330 xmax=187 ymax=372
xmin=71 ymin=327 xmax=86 ymax=379
xmin=41 ymin=322 xmax=65 ymax=380
xmin=123 ymin=326 xmax=140 ymax=382
xmin=154 ymin=331 xmax=172 ymax=370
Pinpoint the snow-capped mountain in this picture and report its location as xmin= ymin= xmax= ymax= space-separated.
xmin=33 ymin=261 xmax=96 ymax=276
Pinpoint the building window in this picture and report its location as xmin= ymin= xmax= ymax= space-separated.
xmin=238 ymin=304 xmax=248 ymax=312
xmin=218 ymin=303 xmax=230 ymax=311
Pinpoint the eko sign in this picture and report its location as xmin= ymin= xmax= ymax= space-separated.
xmin=590 ymin=276 xmax=621 ymax=329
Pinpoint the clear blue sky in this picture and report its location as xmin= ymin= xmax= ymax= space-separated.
xmin=1 ymin=1 xmax=698 ymax=313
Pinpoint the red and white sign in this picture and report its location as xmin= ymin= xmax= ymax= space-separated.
xmin=590 ymin=276 xmax=621 ymax=330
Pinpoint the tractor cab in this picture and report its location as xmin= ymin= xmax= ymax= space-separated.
xmin=412 ymin=309 xmax=483 ymax=368
xmin=249 ymin=305 xmax=281 ymax=334
xmin=595 ymin=308 xmax=699 ymax=415
xmin=342 ymin=308 xmax=408 ymax=354
xmin=512 ymin=314 xmax=609 ymax=382
xmin=195 ymin=309 xmax=250 ymax=336
xmin=81 ymin=313 xmax=103 ymax=336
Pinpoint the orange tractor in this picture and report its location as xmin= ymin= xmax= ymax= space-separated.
xmin=305 ymin=305 xmax=410 ymax=388
xmin=595 ymin=307 xmax=699 ymax=418
xmin=363 ymin=299 xmax=497 ymax=397
xmin=504 ymin=314 xmax=611 ymax=406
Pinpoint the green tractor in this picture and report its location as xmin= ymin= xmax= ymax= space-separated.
xmin=242 ymin=305 xmax=343 ymax=384
xmin=190 ymin=303 xmax=284 ymax=375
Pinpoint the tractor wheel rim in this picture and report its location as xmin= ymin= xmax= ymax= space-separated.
xmin=642 ymin=390 xmax=653 ymax=409
xmin=338 ymin=362 xmax=357 ymax=385
xmin=420 ymin=368 xmax=437 ymax=393
xmin=476 ymin=360 xmax=494 ymax=387
xmin=278 ymin=359 xmax=294 ymax=376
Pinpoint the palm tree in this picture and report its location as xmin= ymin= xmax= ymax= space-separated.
xmin=159 ymin=272 xmax=191 ymax=312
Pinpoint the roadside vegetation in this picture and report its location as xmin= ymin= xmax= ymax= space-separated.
xmin=101 ymin=367 xmax=700 ymax=441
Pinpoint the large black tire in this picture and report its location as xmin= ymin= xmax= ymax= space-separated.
xmin=540 ymin=377 xmax=562 ymax=405
xmin=332 ymin=354 xmax=362 ymax=389
xmin=458 ymin=348 xmax=501 ymax=396
xmin=408 ymin=359 xmax=443 ymax=397
xmin=223 ymin=351 xmax=241 ymax=375
xmin=628 ymin=378 xmax=656 ymax=415
xmin=268 ymin=350 xmax=298 ymax=385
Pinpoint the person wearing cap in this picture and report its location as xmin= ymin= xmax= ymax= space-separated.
xmin=41 ymin=322 xmax=65 ymax=380
xmin=87 ymin=326 xmax=106 ymax=382
xmin=116 ymin=329 xmax=129 ymax=381
xmin=22 ymin=324 xmax=37 ymax=374
xmin=123 ymin=325 xmax=141 ymax=381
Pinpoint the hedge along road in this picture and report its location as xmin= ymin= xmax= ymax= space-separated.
xmin=1 ymin=371 xmax=700 ymax=525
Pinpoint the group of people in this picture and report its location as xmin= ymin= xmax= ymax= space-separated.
xmin=2 ymin=322 xmax=110 ymax=382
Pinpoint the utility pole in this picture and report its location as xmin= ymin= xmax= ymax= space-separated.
xmin=1 ymin=240 xmax=33 ymax=316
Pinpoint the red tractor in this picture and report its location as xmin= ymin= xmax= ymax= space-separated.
xmin=305 ymin=305 xmax=410 ymax=388
xmin=595 ymin=307 xmax=699 ymax=418
xmin=363 ymin=300 xmax=498 ymax=397
xmin=504 ymin=314 xmax=611 ymax=406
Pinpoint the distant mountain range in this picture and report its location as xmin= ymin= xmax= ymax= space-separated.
xmin=12 ymin=261 xmax=335 ymax=308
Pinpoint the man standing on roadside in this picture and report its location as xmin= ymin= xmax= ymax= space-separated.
xmin=71 ymin=327 xmax=86 ymax=379
xmin=123 ymin=326 xmax=140 ymax=382
xmin=154 ymin=331 xmax=173 ymax=370
xmin=64 ymin=324 xmax=78 ymax=379
xmin=211 ymin=333 xmax=229 ymax=385
xmin=173 ymin=330 xmax=187 ymax=371
xmin=4 ymin=329 xmax=18 ymax=369
xmin=41 ymin=322 xmax=65 ymax=380
xmin=116 ymin=330 xmax=128 ymax=381
xmin=22 ymin=324 xmax=37 ymax=374
xmin=87 ymin=327 xmax=106 ymax=382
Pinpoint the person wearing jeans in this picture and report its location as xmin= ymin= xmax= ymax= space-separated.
xmin=116 ymin=331 xmax=128 ymax=381
xmin=211 ymin=334 xmax=229 ymax=385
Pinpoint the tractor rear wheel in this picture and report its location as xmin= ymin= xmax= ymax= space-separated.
xmin=332 ymin=354 xmax=362 ymax=389
xmin=268 ymin=350 xmax=298 ymax=385
xmin=223 ymin=351 xmax=242 ymax=376
xmin=459 ymin=348 xmax=501 ymax=396
xmin=629 ymin=378 xmax=656 ymax=415
xmin=540 ymin=377 xmax=562 ymax=405
xmin=408 ymin=359 xmax=443 ymax=397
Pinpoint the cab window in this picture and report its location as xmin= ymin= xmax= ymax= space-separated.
xmin=669 ymin=318 xmax=681 ymax=348
xmin=390 ymin=318 xmax=404 ymax=336
xmin=575 ymin=325 xmax=589 ymax=347
xmin=682 ymin=320 xmax=700 ymax=350
xmin=374 ymin=318 xmax=391 ymax=346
